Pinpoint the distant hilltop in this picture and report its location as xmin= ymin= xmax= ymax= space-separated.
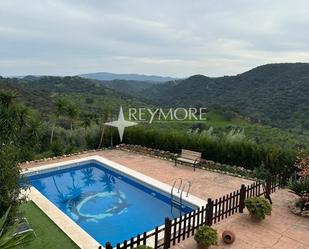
xmin=79 ymin=72 xmax=179 ymax=83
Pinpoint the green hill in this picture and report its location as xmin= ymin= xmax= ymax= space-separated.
xmin=0 ymin=76 xmax=149 ymax=116
xmin=142 ymin=63 xmax=309 ymax=131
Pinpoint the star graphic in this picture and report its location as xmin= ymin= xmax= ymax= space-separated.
xmin=104 ymin=106 xmax=138 ymax=141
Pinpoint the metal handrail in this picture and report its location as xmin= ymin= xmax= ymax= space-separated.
xmin=180 ymin=181 xmax=192 ymax=204
xmin=171 ymin=178 xmax=183 ymax=198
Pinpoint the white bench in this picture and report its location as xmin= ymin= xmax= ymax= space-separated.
xmin=175 ymin=149 xmax=202 ymax=171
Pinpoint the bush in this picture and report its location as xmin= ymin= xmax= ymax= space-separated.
xmin=50 ymin=142 xmax=65 ymax=156
xmin=245 ymin=197 xmax=272 ymax=220
xmin=289 ymin=179 xmax=309 ymax=197
xmin=124 ymin=127 xmax=296 ymax=174
xmin=194 ymin=225 xmax=218 ymax=246
xmin=253 ymin=163 xmax=271 ymax=180
xmin=0 ymin=145 xmax=24 ymax=223
xmin=294 ymin=152 xmax=309 ymax=179
xmin=0 ymin=206 xmax=33 ymax=246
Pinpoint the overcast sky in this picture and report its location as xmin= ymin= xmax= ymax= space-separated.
xmin=0 ymin=0 xmax=309 ymax=77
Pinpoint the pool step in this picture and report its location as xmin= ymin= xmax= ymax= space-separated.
xmin=171 ymin=199 xmax=182 ymax=208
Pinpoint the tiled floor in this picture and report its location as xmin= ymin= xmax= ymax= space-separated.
xmin=22 ymin=149 xmax=309 ymax=249
xmin=171 ymin=190 xmax=309 ymax=249
xmin=22 ymin=149 xmax=253 ymax=200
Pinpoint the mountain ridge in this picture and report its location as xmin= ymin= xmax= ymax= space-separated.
xmin=79 ymin=72 xmax=179 ymax=83
xmin=141 ymin=63 xmax=309 ymax=131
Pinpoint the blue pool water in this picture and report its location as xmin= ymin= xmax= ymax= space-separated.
xmin=27 ymin=161 xmax=194 ymax=245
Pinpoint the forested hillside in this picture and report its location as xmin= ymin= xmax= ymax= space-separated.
xmin=0 ymin=70 xmax=307 ymax=174
xmin=143 ymin=63 xmax=309 ymax=131
xmin=0 ymin=76 xmax=148 ymax=116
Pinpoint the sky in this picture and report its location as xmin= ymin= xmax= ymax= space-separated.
xmin=0 ymin=0 xmax=309 ymax=77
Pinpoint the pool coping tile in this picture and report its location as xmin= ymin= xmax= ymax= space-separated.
xmin=23 ymin=155 xmax=206 ymax=248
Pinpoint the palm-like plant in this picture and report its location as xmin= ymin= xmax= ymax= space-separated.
xmin=0 ymin=91 xmax=16 ymax=109
xmin=289 ymin=179 xmax=309 ymax=197
xmin=50 ymin=98 xmax=67 ymax=144
xmin=97 ymin=109 xmax=113 ymax=149
xmin=80 ymin=112 xmax=92 ymax=133
xmin=66 ymin=103 xmax=78 ymax=131
xmin=0 ymin=207 xmax=33 ymax=249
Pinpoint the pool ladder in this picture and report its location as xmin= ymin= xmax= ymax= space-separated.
xmin=170 ymin=178 xmax=192 ymax=217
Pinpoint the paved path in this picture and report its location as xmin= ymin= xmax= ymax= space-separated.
xmin=22 ymin=149 xmax=252 ymax=200
xmin=171 ymin=190 xmax=309 ymax=249
xmin=22 ymin=149 xmax=309 ymax=249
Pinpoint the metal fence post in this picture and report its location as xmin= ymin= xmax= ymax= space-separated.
xmin=206 ymin=198 xmax=213 ymax=226
xmin=239 ymin=184 xmax=246 ymax=213
xmin=163 ymin=217 xmax=171 ymax=249
xmin=105 ymin=242 xmax=113 ymax=249
xmin=281 ymin=172 xmax=288 ymax=188
xmin=266 ymin=175 xmax=272 ymax=193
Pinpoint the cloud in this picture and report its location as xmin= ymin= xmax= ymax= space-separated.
xmin=0 ymin=0 xmax=309 ymax=77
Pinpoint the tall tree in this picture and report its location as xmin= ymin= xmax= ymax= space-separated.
xmin=66 ymin=103 xmax=78 ymax=131
xmin=0 ymin=91 xmax=27 ymax=222
xmin=81 ymin=112 xmax=92 ymax=132
xmin=50 ymin=98 xmax=67 ymax=144
xmin=97 ymin=109 xmax=112 ymax=149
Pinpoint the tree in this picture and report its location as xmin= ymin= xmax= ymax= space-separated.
xmin=66 ymin=102 xmax=78 ymax=131
xmin=0 ymin=90 xmax=16 ymax=109
xmin=80 ymin=112 xmax=92 ymax=132
xmin=97 ymin=109 xmax=112 ymax=149
xmin=14 ymin=104 xmax=29 ymax=132
xmin=50 ymin=98 xmax=67 ymax=144
xmin=0 ymin=145 xmax=23 ymax=222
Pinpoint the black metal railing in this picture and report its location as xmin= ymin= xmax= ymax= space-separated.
xmin=101 ymin=174 xmax=287 ymax=249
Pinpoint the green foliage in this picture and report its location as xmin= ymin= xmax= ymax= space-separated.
xmin=0 ymin=90 xmax=16 ymax=108
xmin=0 ymin=146 xmax=21 ymax=221
xmin=0 ymin=75 xmax=301 ymax=175
xmin=289 ymin=179 xmax=309 ymax=197
xmin=253 ymin=163 xmax=271 ymax=180
xmin=143 ymin=63 xmax=309 ymax=132
xmin=124 ymin=127 xmax=296 ymax=174
xmin=0 ymin=91 xmax=35 ymax=220
xmin=245 ymin=197 xmax=272 ymax=220
xmin=194 ymin=225 xmax=218 ymax=246
xmin=0 ymin=206 xmax=33 ymax=249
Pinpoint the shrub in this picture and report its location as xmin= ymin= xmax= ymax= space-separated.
xmin=194 ymin=225 xmax=218 ymax=246
xmin=124 ymin=127 xmax=296 ymax=174
xmin=295 ymin=152 xmax=309 ymax=179
xmin=253 ymin=163 xmax=270 ymax=180
xmin=50 ymin=142 xmax=65 ymax=156
xmin=245 ymin=197 xmax=272 ymax=220
xmin=0 ymin=144 xmax=24 ymax=223
xmin=0 ymin=206 xmax=33 ymax=246
xmin=289 ymin=179 xmax=309 ymax=197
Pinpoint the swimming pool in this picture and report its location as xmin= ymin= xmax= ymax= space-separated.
xmin=25 ymin=159 xmax=197 ymax=246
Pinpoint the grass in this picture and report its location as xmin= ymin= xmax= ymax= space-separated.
xmin=15 ymin=201 xmax=79 ymax=249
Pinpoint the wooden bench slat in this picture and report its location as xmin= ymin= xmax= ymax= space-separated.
xmin=175 ymin=149 xmax=202 ymax=171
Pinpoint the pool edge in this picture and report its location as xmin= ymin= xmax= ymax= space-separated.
xmin=22 ymin=155 xmax=206 ymax=248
